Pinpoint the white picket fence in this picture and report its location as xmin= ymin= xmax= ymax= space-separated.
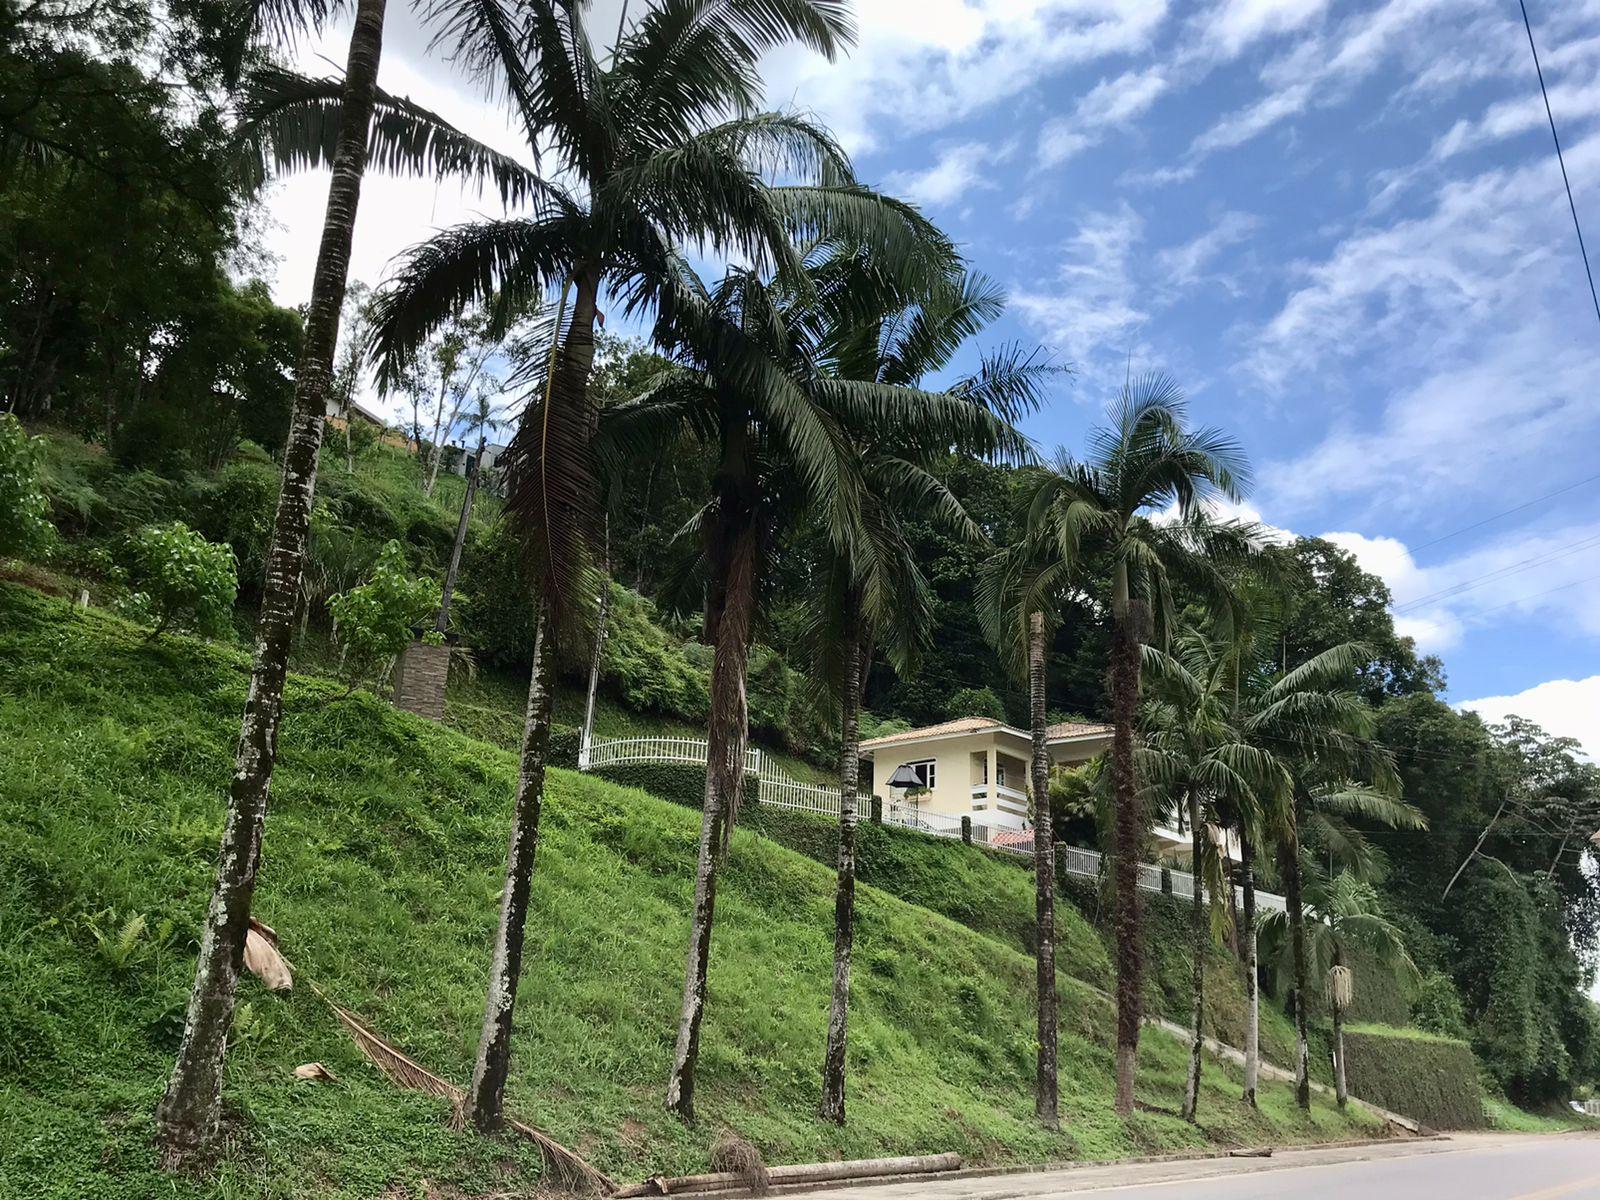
xmin=579 ymin=734 xmax=1286 ymax=913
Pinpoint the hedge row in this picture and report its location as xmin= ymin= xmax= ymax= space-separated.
xmin=1342 ymin=1026 xmax=1484 ymax=1129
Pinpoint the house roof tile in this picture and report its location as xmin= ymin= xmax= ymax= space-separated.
xmin=860 ymin=716 xmax=1113 ymax=752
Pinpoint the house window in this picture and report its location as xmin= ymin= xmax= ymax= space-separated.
xmin=901 ymin=759 xmax=936 ymax=791
xmin=996 ymin=762 xmax=1007 ymax=787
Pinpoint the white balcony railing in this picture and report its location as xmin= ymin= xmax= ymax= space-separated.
xmin=579 ymin=734 xmax=1287 ymax=914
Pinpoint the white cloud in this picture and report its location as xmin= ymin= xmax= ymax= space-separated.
xmin=887 ymin=140 xmax=1011 ymax=207
xmin=1430 ymin=79 xmax=1600 ymax=163
xmin=1156 ymin=210 xmax=1258 ymax=287
xmin=1185 ymin=0 xmax=1458 ymax=162
xmin=1250 ymin=126 xmax=1600 ymax=524
xmin=1319 ymin=523 xmax=1600 ymax=655
xmin=1459 ymin=676 xmax=1600 ymax=760
xmin=761 ymin=0 xmax=1171 ymax=155
xmin=1010 ymin=204 xmax=1148 ymax=369
xmin=1037 ymin=67 xmax=1169 ymax=167
xmin=1193 ymin=0 xmax=1331 ymax=59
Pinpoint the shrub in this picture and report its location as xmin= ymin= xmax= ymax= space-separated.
xmin=1413 ymin=970 xmax=1471 ymax=1040
xmin=120 ymin=521 xmax=238 ymax=638
xmin=329 ymin=540 xmax=441 ymax=681
xmin=0 ymin=415 xmax=54 ymax=560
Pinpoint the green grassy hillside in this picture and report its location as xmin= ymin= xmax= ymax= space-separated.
xmin=0 ymin=585 xmax=1375 ymax=1199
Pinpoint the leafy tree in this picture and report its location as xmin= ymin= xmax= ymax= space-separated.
xmin=1250 ymin=537 xmax=1444 ymax=702
xmin=121 ymin=522 xmax=239 ymax=639
xmin=604 ymin=244 xmax=1022 ymax=1118
xmin=330 ymin=540 xmax=441 ymax=682
xmin=1140 ymin=628 xmax=1280 ymax=1120
xmin=1007 ymin=376 xmax=1254 ymax=1116
xmin=0 ymin=414 xmax=53 ymax=559
xmin=946 ymin=685 xmax=1008 ymax=722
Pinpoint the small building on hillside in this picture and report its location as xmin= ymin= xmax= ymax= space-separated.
xmin=861 ymin=717 xmax=1111 ymax=834
xmin=861 ymin=715 xmax=1222 ymax=863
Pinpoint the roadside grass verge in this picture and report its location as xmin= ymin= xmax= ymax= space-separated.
xmin=0 ymin=584 xmax=1376 ymax=1199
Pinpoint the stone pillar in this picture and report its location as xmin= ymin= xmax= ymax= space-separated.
xmin=960 ymin=815 xmax=972 ymax=845
xmin=393 ymin=640 xmax=450 ymax=721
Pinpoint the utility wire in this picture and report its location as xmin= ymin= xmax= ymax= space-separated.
xmin=1519 ymin=0 xmax=1600 ymax=330
xmin=1392 ymin=531 xmax=1600 ymax=613
xmin=1408 ymin=471 xmax=1600 ymax=554
xmin=1466 ymin=570 xmax=1600 ymax=618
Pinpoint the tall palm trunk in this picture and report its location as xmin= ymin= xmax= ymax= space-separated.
xmin=467 ymin=275 xmax=601 ymax=1131
xmin=667 ymin=471 xmax=758 ymax=1121
xmin=153 ymin=0 xmax=388 ymax=1166
xmin=436 ymin=440 xmax=480 ymax=633
xmin=467 ymin=604 xmax=556 ymax=1130
xmin=1240 ymin=830 xmax=1259 ymax=1107
xmin=1028 ymin=610 xmax=1059 ymax=1128
xmin=819 ymin=599 xmax=862 ymax=1123
xmin=1181 ymin=786 xmax=1204 ymax=1122
xmin=580 ymin=519 xmax=611 ymax=763
xmin=1109 ymin=567 xmax=1144 ymax=1117
xmin=1281 ymin=818 xmax=1311 ymax=1109
xmin=1331 ymin=942 xmax=1348 ymax=1108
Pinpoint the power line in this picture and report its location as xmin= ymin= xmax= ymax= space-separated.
xmin=1391 ymin=531 xmax=1600 ymax=613
xmin=1466 ymin=570 xmax=1600 ymax=618
xmin=1408 ymin=471 xmax=1600 ymax=555
xmin=1519 ymin=0 xmax=1600 ymax=331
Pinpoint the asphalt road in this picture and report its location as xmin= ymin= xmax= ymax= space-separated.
xmin=796 ymin=1134 xmax=1600 ymax=1200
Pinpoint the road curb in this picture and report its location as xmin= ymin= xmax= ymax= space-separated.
xmin=664 ymin=1133 xmax=1450 ymax=1199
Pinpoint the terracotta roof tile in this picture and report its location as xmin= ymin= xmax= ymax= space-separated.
xmin=859 ymin=717 xmax=1002 ymax=749
xmin=860 ymin=716 xmax=1112 ymax=751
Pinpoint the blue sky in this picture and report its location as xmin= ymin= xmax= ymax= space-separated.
xmin=266 ymin=0 xmax=1600 ymax=756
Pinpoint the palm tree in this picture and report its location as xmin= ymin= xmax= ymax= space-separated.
xmin=604 ymin=252 xmax=1025 ymax=1119
xmin=806 ymin=267 xmax=1051 ymax=1124
xmin=1240 ymin=641 xmax=1421 ymax=1106
xmin=1010 ymin=377 xmax=1254 ymax=1116
xmin=1141 ymin=628 xmax=1282 ymax=1122
xmin=1262 ymin=868 xmax=1418 ymax=1106
xmin=367 ymin=0 xmax=952 ymax=1133
xmin=980 ymin=499 xmax=1090 ymax=1128
xmin=155 ymin=0 xmax=534 ymax=1166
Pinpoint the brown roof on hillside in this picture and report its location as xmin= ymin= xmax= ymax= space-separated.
xmin=860 ymin=717 xmax=1112 ymax=751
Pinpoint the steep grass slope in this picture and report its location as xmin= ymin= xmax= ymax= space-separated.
xmin=0 ymin=586 xmax=1373 ymax=1199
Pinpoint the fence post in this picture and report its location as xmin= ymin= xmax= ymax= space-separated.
xmin=1160 ymin=867 xmax=1172 ymax=895
xmin=870 ymin=795 xmax=883 ymax=824
xmin=960 ymin=815 xmax=972 ymax=845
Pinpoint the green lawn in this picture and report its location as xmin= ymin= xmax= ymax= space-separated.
xmin=0 ymin=584 xmax=1377 ymax=1199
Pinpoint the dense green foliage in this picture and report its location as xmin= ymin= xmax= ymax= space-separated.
xmin=1 ymin=2 xmax=303 ymax=468
xmin=329 ymin=541 xmax=442 ymax=679
xmin=119 ymin=521 xmax=238 ymax=638
xmin=1341 ymin=1027 xmax=1484 ymax=1130
xmin=0 ymin=585 xmax=1378 ymax=1197
xmin=0 ymin=414 xmax=52 ymax=559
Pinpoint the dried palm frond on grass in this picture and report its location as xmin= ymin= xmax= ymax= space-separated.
xmin=313 ymin=987 xmax=614 ymax=1193
xmin=709 ymin=1131 xmax=770 ymax=1195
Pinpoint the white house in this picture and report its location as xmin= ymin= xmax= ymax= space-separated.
xmin=861 ymin=717 xmax=1110 ymax=833
xmin=861 ymin=715 xmax=1230 ymax=863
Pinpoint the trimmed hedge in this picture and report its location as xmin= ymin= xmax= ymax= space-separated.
xmin=1342 ymin=1026 xmax=1484 ymax=1129
xmin=592 ymin=761 xmax=730 ymax=810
